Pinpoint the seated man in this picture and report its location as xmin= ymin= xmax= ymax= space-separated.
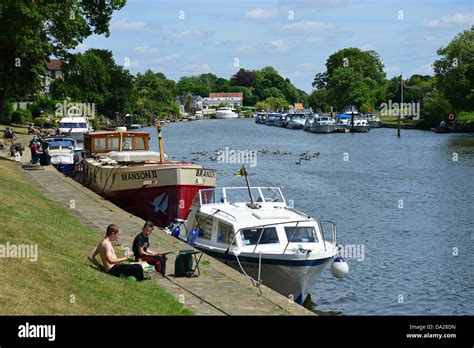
xmin=132 ymin=221 xmax=167 ymax=276
xmin=89 ymin=224 xmax=146 ymax=281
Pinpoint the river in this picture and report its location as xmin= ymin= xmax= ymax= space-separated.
xmin=146 ymin=118 xmax=474 ymax=315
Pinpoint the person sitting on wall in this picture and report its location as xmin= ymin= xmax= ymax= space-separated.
xmin=132 ymin=221 xmax=167 ymax=276
xmin=89 ymin=224 xmax=147 ymax=281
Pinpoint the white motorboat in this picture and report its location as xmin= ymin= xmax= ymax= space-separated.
xmin=367 ymin=113 xmax=382 ymax=128
xmin=44 ymin=135 xmax=83 ymax=175
xmin=58 ymin=116 xmax=93 ymax=142
xmin=286 ymin=113 xmax=307 ymax=129
xmin=215 ymin=106 xmax=238 ymax=119
xmin=171 ymin=184 xmax=344 ymax=304
xmin=305 ymin=114 xmax=336 ymax=133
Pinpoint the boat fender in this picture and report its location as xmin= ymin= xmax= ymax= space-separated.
xmin=171 ymin=226 xmax=180 ymax=238
xmin=331 ymin=257 xmax=349 ymax=279
xmin=187 ymin=229 xmax=197 ymax=246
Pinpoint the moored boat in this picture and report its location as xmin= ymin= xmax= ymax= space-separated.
xmin=305 ymin=114 xmax=336 ymax=133
xmin=80 ymin=121 xmax=217 ymax=227
xmin=215 ymin=106 xmax=238 ymax=119
xmin=286 ymin=113 xmax=306 ymax=129
xmin=172 ymin=183 xmax=344 ymax=304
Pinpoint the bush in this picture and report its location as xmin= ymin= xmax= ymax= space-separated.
xmin=419 ymin=90 xmax=452 ymax=129
xmin=0 ymin=101 xmax=14 ymax=125
xmin=11 ymin=109 xmax=31 ymax=124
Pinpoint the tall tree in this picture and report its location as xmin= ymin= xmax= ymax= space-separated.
xmin=312 ymin=47 xmax=386 ymax=109
xmin=0 ymin=0 xmax=126 ymax=123
xmin=433 ymin=26 xmax=474 ymax=111
xmin=230 ymin=68 xmax=256 ymax=87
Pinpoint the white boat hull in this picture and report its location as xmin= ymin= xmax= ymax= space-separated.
xmin=193 ymin=246 xmax=333 ymax=304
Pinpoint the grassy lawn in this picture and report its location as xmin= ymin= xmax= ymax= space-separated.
xmin=0 ymin=159 xmax=192 ymax=315
xmin=379 ymin=115 xmax=421 ymax=126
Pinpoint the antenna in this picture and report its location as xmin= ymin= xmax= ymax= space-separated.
xmin=155 ymin=117 xmax=166 ymax=164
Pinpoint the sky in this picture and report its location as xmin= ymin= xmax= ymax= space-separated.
xmin=77 ymin=0 xmax=474 ymax=93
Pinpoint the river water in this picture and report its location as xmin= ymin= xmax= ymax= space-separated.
xmin=146 ymin=118 xmax=474 ymax=315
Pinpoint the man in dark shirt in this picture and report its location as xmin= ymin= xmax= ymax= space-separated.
xmin=132 ymin=221 xmax=167 ymax=276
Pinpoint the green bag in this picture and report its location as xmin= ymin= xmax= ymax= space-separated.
xmin=174 ymin=250 xmax=195 ymax=277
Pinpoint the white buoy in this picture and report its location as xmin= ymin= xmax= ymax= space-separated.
xmin=331 ymin=257 xmax=349 ymax=278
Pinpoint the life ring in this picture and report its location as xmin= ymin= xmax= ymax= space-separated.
xmin=448 ymin=114 xmax=455 ymax=121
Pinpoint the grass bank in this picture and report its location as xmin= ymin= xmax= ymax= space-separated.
xmin=0 ymin=159 xmax=191 ymax=315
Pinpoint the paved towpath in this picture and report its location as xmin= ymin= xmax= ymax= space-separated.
xmin=4 ymin=147 xmax=313 ymax=315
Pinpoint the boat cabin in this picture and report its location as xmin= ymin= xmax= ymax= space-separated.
xmin=184 ymin=187 xmax=336 ymax=253
xmin=84 ymin=131 xmax=150 ymax=157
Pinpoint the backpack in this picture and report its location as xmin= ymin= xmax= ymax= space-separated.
xmin=174 ymin=250 xmax=195 ymax=277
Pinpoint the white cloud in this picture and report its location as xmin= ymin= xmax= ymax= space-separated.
xmin=385 ymin=66 xmax=401 ymax=74
xmin=134 ymin=45 xmax=159 ymax=53
xmin=361 ymin=44 xmax=377 ymax=51
xmin=403 ymin=36 xmax=444 ymax=45
xmin=74 ymin=42 xmax=88 ymax=52
xmin=282 ymin=71 xmax=304 ymax=79
xmin=243 ymin=8 xmax=279 ymax=19
xmin=265 ymin=40 xmax=288 ymax=52
xmin=184 ymin=63 xmax=211 ymax=72
xmin=168 ymin=30 xmax=204 ymax=39
xmin=111 ymin=20 xmax=147 ymax=31
xmin=423 ymin=13 xmax=473 ymax=28
xmin=280 ymin=20 xmax=335 ymax=33
xmin=153 ymin=54 xmax=179 ymax=64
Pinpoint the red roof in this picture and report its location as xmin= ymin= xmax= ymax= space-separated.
xmin=45 ymin=59 xmax=63 ymax=71
xmin=209 ymin=92 xmax=243 ymax=98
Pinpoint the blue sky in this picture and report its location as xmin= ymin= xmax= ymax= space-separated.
xmin=78 ymin=0 xmax=474 ymax=92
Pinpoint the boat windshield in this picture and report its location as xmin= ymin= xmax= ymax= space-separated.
xmin=59 ymin=123 xmax=87 ymax=129
xmin=198 ymin=187 xmax=284 ymax=204
xmin=284 ymin=226 xmax=318 ymax=243
xmin=241 ymin=227 xmax=279 ymax=245
xmin=49 ymin=140 xmax=75 ymax=149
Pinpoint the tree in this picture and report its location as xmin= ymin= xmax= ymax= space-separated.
xmin=265 ymin=97 xmax=289 ymax=111
xmin=0 ymin=0 xmax=126 ymax=123
xmin=308 ymin=89 xmax=331 ymax=112
xmin=313 ymin=47 xmax=386 ymax=110
xmin=230 ymin=69 xmax=256 ymax=87
xmin=135 ymin=70 xmax=178 ymax=119
xmin=433 ymin=26 xmax=474 ymax=111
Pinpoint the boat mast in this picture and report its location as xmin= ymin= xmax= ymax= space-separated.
xmin=155 ymin=117 xmax=166 ymax=164
xmin=238 ymin=165 xmax=255 ymax=206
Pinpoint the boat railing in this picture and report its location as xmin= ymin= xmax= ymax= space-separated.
xmin=318 ymin=220 xmax=337 ymax=251
xmin=211 ymin=208 xmax=236 ymax=222
xmin=198 ymin=186 xmax=285 ymax=205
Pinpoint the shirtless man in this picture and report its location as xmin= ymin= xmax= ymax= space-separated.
xmin=89 ymin=224 xmax=146 ymax=280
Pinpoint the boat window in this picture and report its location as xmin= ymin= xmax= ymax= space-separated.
xmin=94 ymin=138 xmax=106 ymax=151
xmin=108 ymin=138 xmax=120 ymax=151
xmin=284 ymin=226 xmax=318 ymax=243
xmin=225 ymin=187 xmax=260 ymax=204
xmin=122 ymin=138 xmax=133 ymax=150
xmin=194 ymin=215 xmax=213 ymax=240
xmin=241 ymin=227 xmax=279 ymax=245
xmin=262 ymin=187 xmax=283 ymax=203
xmin=49 ymin=140 xmax=74 ymax=149
xmin=134 ymin=137 xmax=145 ymax=150
xmin=217 ymin=222 xmax=234 ymax=244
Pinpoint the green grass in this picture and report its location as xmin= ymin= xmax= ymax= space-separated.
xmin=0 ymin=159 xmax=192 ymax=315
xmin=379 ymin=115 xmax=421 ymax=126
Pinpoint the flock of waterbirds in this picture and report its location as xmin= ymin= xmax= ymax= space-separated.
xmin=174 ymin=148 xmax=321 ymax=165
